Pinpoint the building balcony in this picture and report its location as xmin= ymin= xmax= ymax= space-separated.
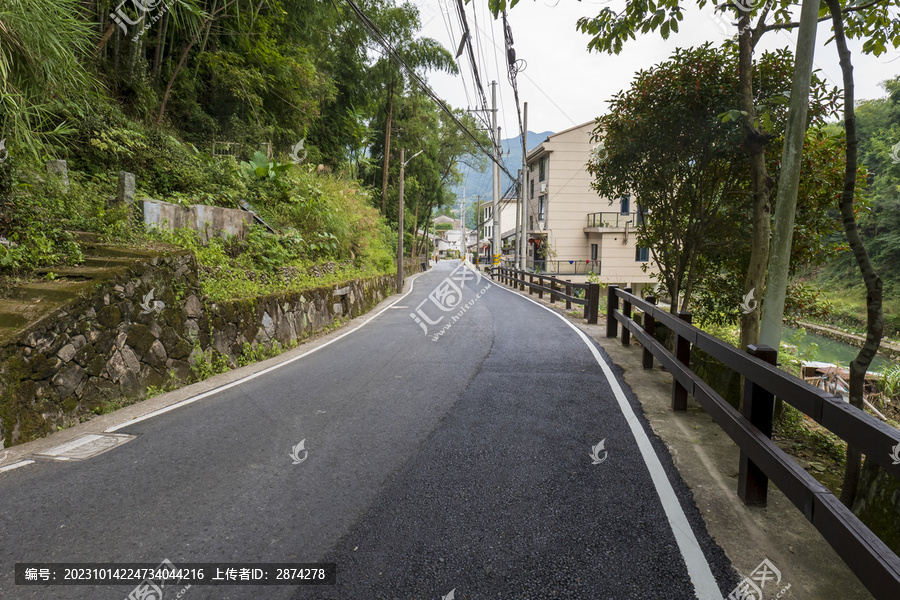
xmin=584 ymin=211 xmax=640 ymax=232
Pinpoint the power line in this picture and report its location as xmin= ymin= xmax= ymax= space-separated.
xmin=339 ymin=0 xmax=518 ymax=184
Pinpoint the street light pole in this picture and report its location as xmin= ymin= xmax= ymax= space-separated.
xmin=397 ymin=147 xmax=424 ymax=293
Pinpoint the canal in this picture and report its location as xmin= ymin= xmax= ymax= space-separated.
xmin=782 ymin=325 xmax=895 ymax=371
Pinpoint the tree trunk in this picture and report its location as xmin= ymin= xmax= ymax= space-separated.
xmin=152 ymin=9 xmax=169 ymax=77
xmin=758 ymin=0 xmax=820 ymax=351
xmin=95 ymin=22 xmax=116 ymax=55
xmin=381 ymin=81 xmax=395 ymax=214
xmin=156 ymin=0 xmax=236 ymax=125
xmin=825 ymin=0 xmax=884 ymax=508
xmin=738 ymin=11 xmax=775 ymax=354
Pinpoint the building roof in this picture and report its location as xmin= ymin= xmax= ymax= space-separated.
xmin=525 ymin=120 xmax=595 ymax=163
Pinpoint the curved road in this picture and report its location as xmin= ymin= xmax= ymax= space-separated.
xmin=0 ymin=260 xmax=737 ymax=599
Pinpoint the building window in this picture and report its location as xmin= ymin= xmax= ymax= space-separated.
xmin=620 ymin=195 xmax=630 ymax=215
xmin=529 ymin=215 xmax=534 ymax=231
xmin=530 ymin=179 xmax=534 ymax=199
xmin=539 ymin=157 xmax=546 ymax=182
xmin=538 ymin=196 xmax=545 ymax=220
xmin=635 ymin=246 xmax=649 ymax=262
xmin=591 ymin=243 xmax=598 ymax=261
xmin=635 ymin=202 xmax=644 ymax=226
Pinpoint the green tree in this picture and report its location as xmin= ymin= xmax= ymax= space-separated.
xmin=588 ymin=44 xmax=842 ymax=318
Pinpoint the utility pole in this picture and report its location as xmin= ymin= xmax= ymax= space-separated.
xmin=514 ymin=168 xmax=521 ymax=267
xmin=461 ymin=183 xmax=466 ymax=261
xmin=397 ymin=147 xmax=405 ymax=292
xmin=492 ymin=81 xmax=501 ymax=270
xmin=520 ymin=102 xmax=528 ymax=270
xmin=759 ymin=0 xmax=820 ymax=349
xmin=475 ymin=195 xmax=484 ymax=264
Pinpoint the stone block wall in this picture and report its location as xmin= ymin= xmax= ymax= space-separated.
xmin=0 ymin=256 xmax=422 ymax=448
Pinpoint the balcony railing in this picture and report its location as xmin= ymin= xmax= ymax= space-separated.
xmin=586 ymin=212 xmax=636 ymax=228
xmin=524 ymin=259 xmax=600 ymax=275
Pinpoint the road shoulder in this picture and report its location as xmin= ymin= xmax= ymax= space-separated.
xmin=487 ymin=275 xmax=874 ymax=600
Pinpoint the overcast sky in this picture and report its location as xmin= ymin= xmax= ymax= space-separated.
xmin=412 ymin=0 xmax=900 ymax=137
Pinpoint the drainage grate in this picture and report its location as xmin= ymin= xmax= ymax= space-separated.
xmin=34 ymin=433 xmax=136 ymax=461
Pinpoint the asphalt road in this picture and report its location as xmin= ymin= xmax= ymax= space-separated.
xmin=0 ymin=260 xmax=738 ymax=599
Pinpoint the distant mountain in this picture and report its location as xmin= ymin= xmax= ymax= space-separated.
xmin=454 ymin=129 xmax=554 ymax=202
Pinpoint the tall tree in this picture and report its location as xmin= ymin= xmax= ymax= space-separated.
xmin=587 ymin=44 xmax=841 ymax=317
xmin=365 ymin=1 xmax=457 ymax=213
xmin=824 ymin=0 xmax=885 ymax=508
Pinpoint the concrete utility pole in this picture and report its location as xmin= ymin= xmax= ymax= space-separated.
xmin=519 ymin=102 xmax=528 ymax=270
xmin=759 ymin=0 xmax=821 ymax=350
xmin=475 ymin=195 xmax=484 ymax=264
xmin=398 ymin=147 xmax=405 ymax=292
xmin=492 ymin=80 xmax=501 ymax=269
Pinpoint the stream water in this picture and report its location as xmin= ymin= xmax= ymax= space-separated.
xmin=782 ymin=325 xmax=895 ymax=371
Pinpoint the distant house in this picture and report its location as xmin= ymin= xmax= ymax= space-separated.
xmin=475 ymin=188 xmax=518 ymax=264
xmin=433 ymin=215 xmax=461 ymax=229
xmin=524 ymin=121 xmax=658 ymax=294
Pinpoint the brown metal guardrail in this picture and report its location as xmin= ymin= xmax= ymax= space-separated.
xmin=491 ymin=264 xmax=601 ymax=325
xmin=606 ymin=285 xmax=900 ymax=599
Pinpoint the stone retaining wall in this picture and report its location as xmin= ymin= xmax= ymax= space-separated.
xmin=0 ymin=255 xmax=422 ymax=448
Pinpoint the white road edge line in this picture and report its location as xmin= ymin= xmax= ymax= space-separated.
xmin=106 ymin=274 xmax=425 ymax=433
xmin=489 ymin=275 xmax=722 ymax=600
xmin=0 ymin=460 xmax=35 ymax=473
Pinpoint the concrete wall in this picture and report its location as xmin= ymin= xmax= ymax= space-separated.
xmin=0 ymin=253 xmax=420 ymax=448
xmin=142 ymin=199 xmax=255 ymax=241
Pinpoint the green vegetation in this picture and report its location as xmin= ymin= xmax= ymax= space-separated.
xmin=0 ymin=0 xmax=484 ymax=290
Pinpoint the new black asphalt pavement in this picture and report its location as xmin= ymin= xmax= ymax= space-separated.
xmin=0 ymin=260 xmax=738 ymax=599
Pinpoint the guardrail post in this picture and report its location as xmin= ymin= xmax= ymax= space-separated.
xmin=606 ymin=285 xmax=619 ymax=337
xmin=529 ymin=274 xmax=534 ymax=295
xmin=672 ymin=311 xmax=692 ymax=411
xmin=587 ymin=283 xmax=600 ymax=325
xmin=538 ymin=276 xmax=544 ymax=300
xmin=550 ymin=279 xmax=557 ymax=304
xmin=621 ymin=287 xmax=632 ymax=346
xmin=519 ymin=269 xmax=525 ymax=291
xmin=738 ymin=344 xmax=778 ymax=507
xmin=565 ymin=280 xmax=572 ymax=310
xmin=642 ymin=296 xmax=657 ymax=369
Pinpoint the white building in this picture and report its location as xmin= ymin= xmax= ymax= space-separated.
xmin=524 ymin=121 xmax=658 ymax=292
